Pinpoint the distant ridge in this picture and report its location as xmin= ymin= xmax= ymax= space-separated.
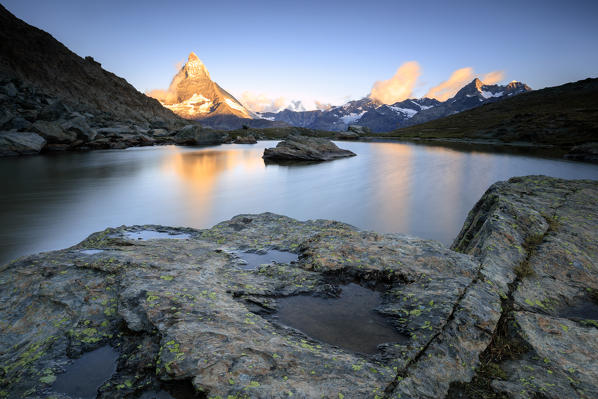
xmin=385 ymin=77 xmax=598 ymax=148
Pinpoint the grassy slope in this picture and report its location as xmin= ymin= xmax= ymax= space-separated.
xmin=384 ymin=78 xmax=598 ymax=147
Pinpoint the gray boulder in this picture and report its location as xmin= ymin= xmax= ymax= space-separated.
xmin=233 ymin=134 xmax=257 ymax=144
xmin=565 ymin=142 xmax=598 ymax=163
xmin=336 ymin=131 xmax=360 ymax=140
xmin=61 ymin=116 xmax=97 ymax=141
xmin=32 ymin=120 xmax=76 ymax=144
xmin=263 ymin=135 xmax=356 ymax=162
xmin=0 ymin=131 xmax=46 ymax=156
xmin=173 ymin=125 xmax=228 ymax=145
xmin=347 ymin=124 xmax=371 ymax=134
xmin=6 ymin=116 xmax=32 ymax=131
xmin=0 ymin=82 xmax=17 ymax=97
xmin=38 ymin=99 xmax=70 ymax=121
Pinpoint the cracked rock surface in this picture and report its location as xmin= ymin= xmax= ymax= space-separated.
xmin=0 ymin=176 xmax=596 ymax=399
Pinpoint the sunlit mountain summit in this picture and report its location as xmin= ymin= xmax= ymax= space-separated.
xmin=148 ymin=52 xmax=252 ymax=120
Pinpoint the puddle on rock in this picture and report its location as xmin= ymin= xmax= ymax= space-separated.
xmin=125 ymin=230 xmax=191 ymax=241
xmin=79 ymin=249 xmax=104 ymax=255
xmin=53 ymin=345 xmax=119 ymax=399
xmin=236 ymin=249 xmax=298 ymax=270
xmin=275 ymin=283 xmax=407 ymax=354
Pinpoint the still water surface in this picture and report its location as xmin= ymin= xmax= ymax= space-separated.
xmin=1 ymin=141 xmax=597 ymax=264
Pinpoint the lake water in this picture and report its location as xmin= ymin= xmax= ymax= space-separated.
xmin=1 ymin=141 xmax=596 ymax=264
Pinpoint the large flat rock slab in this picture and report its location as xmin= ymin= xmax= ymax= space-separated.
xmin=1 ymin=214 xmax=482 ymax=398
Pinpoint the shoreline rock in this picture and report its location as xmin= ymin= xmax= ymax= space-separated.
xmin=263 ymin=135 xmax=356 ymax=163
xmin=0 ymin=176 xmax=596 ymax=398
xmin=233 ymin=134 xmax=257 ymax=144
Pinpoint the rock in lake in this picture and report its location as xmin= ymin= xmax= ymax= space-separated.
xmin=0 ymin=176 xmax=596 ymax=398
xmin=262 ymin=135 xmax=356 ymax=162
xmin=0 ymin=131 xmax=46 ymax=156
xmin=565 ymin=142 xmax=598 ymax=163
xmin=233 ymin=134 xmax=257 ymax=144
xmin=173 ymin=124 xmax=229 ymax=146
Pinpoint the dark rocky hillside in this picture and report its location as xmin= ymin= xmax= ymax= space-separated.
xmin=0 ymin=5 xmax=181 ymax=125
xmin=0 ymin=5 xmax=237 ymax=155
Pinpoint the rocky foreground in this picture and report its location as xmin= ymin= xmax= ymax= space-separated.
xmin=0 ymin=176 xmax=597 ymax=399
xmin=263 ymin=135 xmax=356 ymax=163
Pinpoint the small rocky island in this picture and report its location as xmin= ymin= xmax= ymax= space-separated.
xmin=0 ymin=175 xmax=596 ymax=398
xmin=263 ymin=135 xmax=356 ymax=162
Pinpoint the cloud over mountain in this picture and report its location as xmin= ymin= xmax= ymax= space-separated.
xmin=239 ymin=91 xmax=286 ymax=113
xmin=369 ymin=61 xmax=421 ymax=104
xmin=425 ymin=68 xmax=506 ymax=101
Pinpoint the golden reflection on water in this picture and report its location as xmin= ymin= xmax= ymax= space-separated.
xmin=370 ymin=143 xmax=414 ymax=233
xmin=160 ymin=147 xmax=265 ymax=221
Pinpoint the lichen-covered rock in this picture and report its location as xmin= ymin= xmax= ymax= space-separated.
xmin=0 ymin=214 xmax=481 ymax=398
xmin=0 ymin=176 xmax=596 ymax=399
xmin=263 ymin=135 xmax=356 ymax=162
xmin=448 ymin=175 xmax=598 ymax=399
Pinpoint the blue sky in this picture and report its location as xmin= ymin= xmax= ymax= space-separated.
xmin=4 ymin=0 xmax=598 ymax=110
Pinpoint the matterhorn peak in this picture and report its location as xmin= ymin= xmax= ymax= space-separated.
xmin=183 ymin=51 xmax=210 ymax=79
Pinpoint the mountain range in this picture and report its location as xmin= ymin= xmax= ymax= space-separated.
xmin=257 ymin=78 xmax=531 ymax=132
xmin=151 ymin=52 xmax=532 ymax=132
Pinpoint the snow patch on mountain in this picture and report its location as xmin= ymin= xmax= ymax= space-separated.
xmin=388 ymin=106 xmax=418 ymax=118
xmin=480 ymin=90 xmax=504 ymax=99
xmin=340 ymin=111 xmax=366 ymax=124
xmin=162 ymin=93 xmax=213 ymax=115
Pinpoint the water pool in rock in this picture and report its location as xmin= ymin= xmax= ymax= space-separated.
xmin=52 ymin=345 xmax=119 ymax=399
xmin=275 ymin=282 xmax=407 ymax=354
xmin=235 ymin=249 xmax=298 ymax=270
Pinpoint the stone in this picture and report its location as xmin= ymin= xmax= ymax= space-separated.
xmin=6 ymin=116 xmax=32 ymax=131
xmin=565 ymin=142 xmax=598 ymax=163
xmin=173 ymin=125 xmax=228 ymax=146
xmin=0 ymin=131 xmax=46 ymax=156
xmin=38 ymin=99 xmax=70 ymax=121
xmin=233 ymin=135 xmax=257 ymax=144
xmin=1 ymin=82 xmax=17 ymax=97
xmin=347 ymin=125 xmax=371 ymax=134
xmin=149 ymin=128 xmax=172 ymax=137
xmin=60 ymin=116 xmax=97 ymax=142
xmin=262 ymin=135 xmax=356 ymax=162
xmin=0 ymin=108 xmax=13 ymax=128
xmin=446 ymin=175 xmax=598 ymax=399
xmin=32 ymin=120 xmax=76 ymax=144
xmin=336 ymin=131 xmax=360 ymax=140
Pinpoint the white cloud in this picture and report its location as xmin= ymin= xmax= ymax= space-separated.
xmin=369 ymin=61 xmax=421 ymax=104
xmin=239 ymin=91 xmax=286 ymax=113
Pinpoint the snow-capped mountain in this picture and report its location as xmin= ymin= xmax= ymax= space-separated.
xmin=149 ymin=52 xmax=252 ymax=120
xmin=257 ymin=79 xmax=531 ymax=132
